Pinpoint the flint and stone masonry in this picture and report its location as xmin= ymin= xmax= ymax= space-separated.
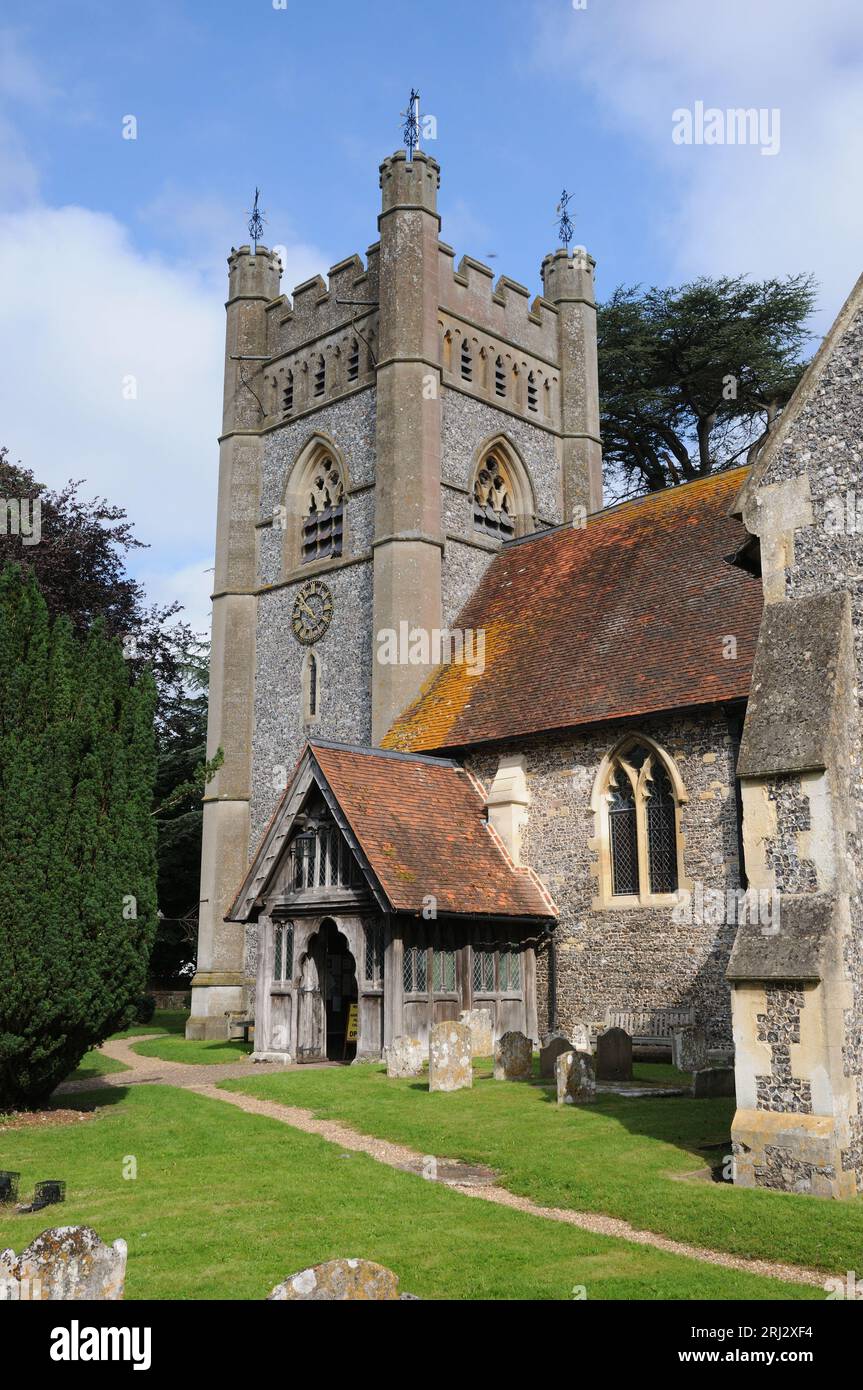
xmin=189 ymin=146 xmax=603 ymax=1039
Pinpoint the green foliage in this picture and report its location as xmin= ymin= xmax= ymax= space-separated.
xmin=0 ymin=565 xmax=157 ymax=1108
xmin=597 ymin=273 xmax=817 ymax=498
xmin=151 ymin=634 xmax=221 ymax=984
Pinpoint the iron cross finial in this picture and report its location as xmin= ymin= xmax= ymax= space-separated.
xmin=248 ymin=188 xmax=266 ymax=253
xmin=555 ymin=189 xmax=575 ymax=254
xmin=401 ymin=89 xmax=421 ymax=162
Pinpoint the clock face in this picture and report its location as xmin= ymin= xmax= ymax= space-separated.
xmin=291 ymin=579 xmax=334 ymax=646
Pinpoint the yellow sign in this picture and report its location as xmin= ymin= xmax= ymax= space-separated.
xmin=346 ymin=1003 xmax=358 ymax=1043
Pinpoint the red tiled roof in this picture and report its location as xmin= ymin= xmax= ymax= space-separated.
xmin=313 ymin=743 xmax=554 ymax=919
xmin=383 ymin=467 xmax=762 ymax=753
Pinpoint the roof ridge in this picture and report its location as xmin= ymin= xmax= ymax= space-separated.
xmin=310 ymin=737 xmax=460 ymax=769
xmin=503 ymin=464 xmax=752 ymax=549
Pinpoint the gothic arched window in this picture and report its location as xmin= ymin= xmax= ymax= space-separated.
xmin=473 ymin=453 xmax=515 ymax=540
xmin=494 ymin=355 xmax=506 ymax=397
xmin=283 ymin=369 xmax=294 ymax=414
xmin=302 ymin=456 xmax=344 ymax=563
xmin=527 ymin=371 xmax=538 ymax=413
xmin=596 ymin=739 xmax=684 ymax=905
xmin=347 ymin=339 xmax=359 ymax=382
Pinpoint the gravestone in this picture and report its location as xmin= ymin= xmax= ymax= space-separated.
xmin=595 ymin=1026 xmax=633 ymax=1082
xmin=386 ymin=1036 xmax=424 ymax=1078
xmin=0 ymin=1226 xmax=127 ymax=1300
xmin=672 ymin=1026 xmax=709 ymax=1073
xmin=556 ymin=1050 xmax=595 ymax=1104
xmin=268 ymin=1259 xmax=402 ymax=1300
xmin=459 ymin=1008 xmax=494 ymax=1057
xmin=540 ymin=1033 xmax=573 ymax=1078
xmin=692 ymin=1066 xmax=735 ymax=1099
xmin=493 ymin=1030 xmax=532 ymax=1080
xmin=429 ymin=1021 xmax=472 ymax=1092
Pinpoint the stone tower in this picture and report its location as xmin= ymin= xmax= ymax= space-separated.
xmin=187 ymin=146 xmax=603 ymax=1038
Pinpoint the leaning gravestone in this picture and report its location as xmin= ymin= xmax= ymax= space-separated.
xmin=595 ymin=1026 xmax=633 ymax=1082
xmin=672 ymin=1026 xmax=709 ymax=1073
xmin=540 ymin=1032 xmax=573 ymax=1078
xmin=0 ymin=1226 xmax=127 ymax=1301
xmin=493 ymin=1030 xmax=532 ymax=1080
xmin=691 ymin=1066 xmax=735 ymax=1098
xmin=429 ymin=1020 xmax=472 ymax=1092
xmin=268 ymin=1259 xmax=403 ymax=1300
xmin=386 ymin=1036 xmax=424 ymax=1078
xmin=459 ymin=1008 xmax=494 ymax=1057
xmin=556 ymin=1050 xmax=595 ymax=1104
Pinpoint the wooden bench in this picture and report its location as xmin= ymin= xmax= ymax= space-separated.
xmin=227 ymin=1016 xmax=255 ymax=1045
xmin=604 ymin=1007 xmax=694 ymax=1049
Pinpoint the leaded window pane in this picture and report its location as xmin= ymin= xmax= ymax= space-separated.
xmin=647 ymin=762 xmax=678 ymax=894
xmin=433 ymin=948 xmax=455 ymax=992
xmin=500 ymin=948 xmax=521 ymax=992
xmin=472 ymin=948 xmax=494 ymax=992
xmin=364 ymin=921 xmax=384 ymax=985
xmin=609 ymin=767 xmax=639 ymax=896
xmin=274 ymin=924 xmax=282 ymax=982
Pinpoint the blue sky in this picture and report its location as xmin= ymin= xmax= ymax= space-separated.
xmin=0 ymin=0 xmax=860 ymax=631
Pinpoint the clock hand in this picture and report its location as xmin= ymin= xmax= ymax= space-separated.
xmin=298 ymin=596 xmax=318 ymax=620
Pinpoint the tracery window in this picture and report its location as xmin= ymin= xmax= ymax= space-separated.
xmin=302 ymin=456 xmax=344 ymax=563
xmin=473 ymin=454 xmax=515 ymax=540
xmin=600 ymin=740 xmax=683 ymax=903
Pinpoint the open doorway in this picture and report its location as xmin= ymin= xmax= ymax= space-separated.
xmin=321 ymin=918 xmax=358 ymax=1061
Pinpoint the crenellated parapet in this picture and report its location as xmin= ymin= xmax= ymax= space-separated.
xmin=439 ymin=245 xmax=560 ymax=360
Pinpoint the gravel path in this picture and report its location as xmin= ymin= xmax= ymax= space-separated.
xmin=55 ymin=1035 xmax=830 ymax=1291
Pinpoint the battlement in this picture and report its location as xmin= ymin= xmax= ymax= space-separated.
xmin=438 ymin=242 xmax=560 ymax=360
xmin=266 ymin=247 xmax=380 ymax=357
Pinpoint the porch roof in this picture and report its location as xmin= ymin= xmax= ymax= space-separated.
xmin=228 ymin=740 xmax=556 ymax=923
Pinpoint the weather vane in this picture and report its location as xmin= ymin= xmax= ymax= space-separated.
xmin=248 ymin=188 xmax=266 ymax=253
xmin=401 ymin=89 xmax=421 ymax=162
xmin=555 ymin=189 xmax=575 ymax=254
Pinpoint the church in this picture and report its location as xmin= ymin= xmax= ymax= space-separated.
xmin=187 ymin=133 xmax=863 ymax=1200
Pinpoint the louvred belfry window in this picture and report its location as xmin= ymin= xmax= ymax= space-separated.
xmin=302 ymin=458 xmax=344 ymax=563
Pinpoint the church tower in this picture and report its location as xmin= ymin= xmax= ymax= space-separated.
xmin=187 ymin=138 xmax=603 ymax=1038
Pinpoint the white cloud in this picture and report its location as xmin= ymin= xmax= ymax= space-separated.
xmin=534 ymin=0 xmax=863 ymax=326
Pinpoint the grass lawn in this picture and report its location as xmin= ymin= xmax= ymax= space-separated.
xmin=69 ymin=1051 xmax=131 ymax=1081
xmin=109 ymin=1009 xmax=190 ymax=1040
xmin=130 ymin=1037 xmax=251 ymax=1065
xmin=67 ymin=1010 xmax=192 ymax=1081
xmin=222 ymin=1061 xmax=863 ymax=1276
xmin=0 ymin=1084 xmax=819 ymax=1300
